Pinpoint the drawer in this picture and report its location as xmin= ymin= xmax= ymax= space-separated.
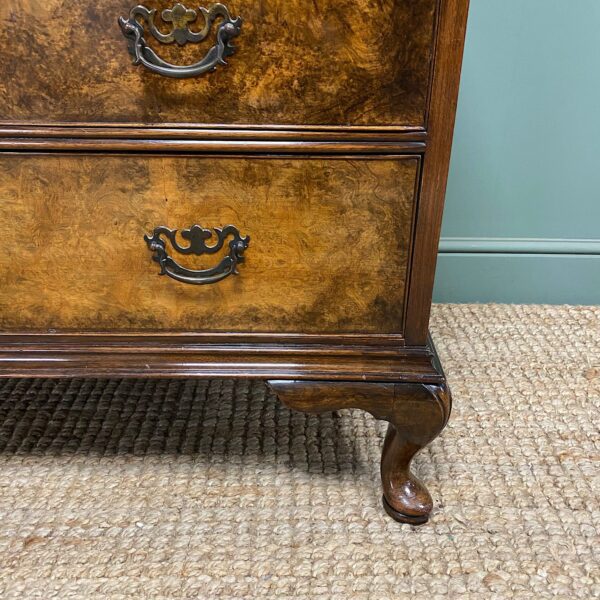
xmin=0 ymin=0 xmax=437 ymax=128
xmin=0 ymin=155 xmax=418 ymax=334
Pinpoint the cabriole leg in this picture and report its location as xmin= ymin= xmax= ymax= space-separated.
xmin=267 ymin=380 xmax=451 ymax=524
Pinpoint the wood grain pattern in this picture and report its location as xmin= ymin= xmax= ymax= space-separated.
xmin=0 ymin=154 xmax=417 ymax=333
xmin=0 ymin=0 xmax=437 ymax=127
xmin=268 ymin=378 xmax=451 ymax=524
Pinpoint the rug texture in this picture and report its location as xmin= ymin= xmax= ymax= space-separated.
xmin=0 ymin=304 xmax=598 ymax=599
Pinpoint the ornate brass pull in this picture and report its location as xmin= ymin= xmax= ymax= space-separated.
xmin=144 ymin=224 xmax=250 ymax=285
xmin=118 ymin=3 xmax=242 ymax=79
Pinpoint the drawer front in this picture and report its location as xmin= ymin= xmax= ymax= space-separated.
xmin=0 ymin=155 xmax=418 ymax=334
xmin=0 ymin=0 xmax=437 ymax=128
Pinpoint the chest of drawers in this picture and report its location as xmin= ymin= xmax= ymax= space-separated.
xmin=0 ymin=0 xmax=469 ymax=523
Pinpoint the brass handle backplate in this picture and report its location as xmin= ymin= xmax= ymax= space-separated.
xmin=144 ymin=224 xmax=250 ymax=285
xmin=118 ymin=3 xmax=242 ymax=79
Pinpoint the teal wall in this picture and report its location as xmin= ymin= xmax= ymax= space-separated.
xmin=434 ymin=1 xmax=600 ymax=304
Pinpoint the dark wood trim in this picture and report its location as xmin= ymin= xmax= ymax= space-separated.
xmin=0 ymin=335 xmax=442 ymax=382
xmin=0 ymin=332 xmax=406 ymax=347
xmin=0 ymin=138 xmax=426 ymax=154
xmin=0 ymin=125 xmax=427 ymax=143
xmin=0 ymin=121 xmax=428 ymax=133
xmin=404 ymin=0 xmax=470 ymax=345
xmin=0 ymin=151 xmax=422 ymax=162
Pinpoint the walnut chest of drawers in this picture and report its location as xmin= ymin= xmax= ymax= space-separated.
xmin=0 ymin=0 xmax=469 ymax=523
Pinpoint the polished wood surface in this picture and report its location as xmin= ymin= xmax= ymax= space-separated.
xmin=405 ymin=0 xmax=470 ymax=344
xmin=0 ymin=334 xmax=445 ymax=381
xmin=0 ymin=154 xmax=417 ymax=334
xmin=0 ymin=136 xmax=426 ymax=153
xmin=268 ymin=377 xmax=451 ymax=524
xmin=0 ymin=0 xmax=437 ymax=128
xmin=0 ymin=125 xmax=429 ymax=142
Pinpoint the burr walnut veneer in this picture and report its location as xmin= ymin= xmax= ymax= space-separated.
xmin=0 ymin=0 xmax=469 ymax=523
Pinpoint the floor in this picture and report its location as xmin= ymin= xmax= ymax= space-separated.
xmin=0 ymin=304 xmax=598 ymax=599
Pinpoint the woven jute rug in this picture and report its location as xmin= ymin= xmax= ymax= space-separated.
xmin=0 ymin=305 xmax=598 ymax=599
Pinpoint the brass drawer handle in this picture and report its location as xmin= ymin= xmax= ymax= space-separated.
xmin=118 ymin=3 xmax=242 ymax=79
xmin=144 ymin=224 xmax=250 ymax=285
